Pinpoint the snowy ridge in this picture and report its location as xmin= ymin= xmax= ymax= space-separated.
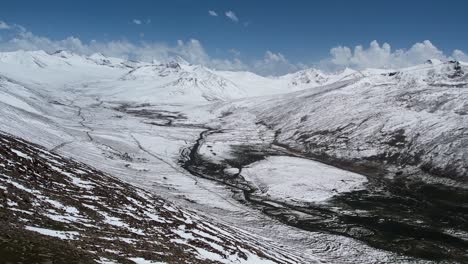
xmin=0 ymin=50 xmax=384 ymax=103
xmin=281 ymin=67 xmax=364 ymax=89
xmin=119 ymin=63 xmax=246 ymax=102
xmin=213 ymin=60 xmax=467 ymax=181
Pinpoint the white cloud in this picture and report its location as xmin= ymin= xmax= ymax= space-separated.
xmin=225 ymin=11 xmax=239 ymax=22
xmin=0 ymin=21 xmax=467 ymax=76
xmin=253 ymin=51 xmax=304 ymax=76
xmin=229 ymin=48 xmax=241 ymax=56
xmin=208 ymin=10 xmax=218 ymax=17
xmin=0 ymin=26 xmax=249 ymax=71
xmin=452 ymin=49 xmax=468 ymax=62
xmin=132 ymin=19 xmax=142 ymax=25
xmin=327 ymin=40 xmax=458 ymax=69
xmin=0 ymin=21 xmax=10 ymax=30
xmin=0 ymin=26 xmax=299 ymax=75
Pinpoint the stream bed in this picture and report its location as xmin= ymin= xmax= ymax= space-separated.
xmin=182 ymin=128 xmax=468 ymax=263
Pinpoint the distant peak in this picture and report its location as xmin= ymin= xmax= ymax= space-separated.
xmin=165 ymin=61 xmax=181 ymax=70
xmin=341 ymin=67 xmax=357 ymax=74
xmin=425 ymin=58 xmax=443 ymax=65
xmin=51 ymin=50 xmax=75 ymax=58
xmin=172 ymin=56 xmax=191 ymax=66
xmin=89 ymin=52 xmax=107 ymax=59
xmin=151 ymin=59 xmax=161 ymax=65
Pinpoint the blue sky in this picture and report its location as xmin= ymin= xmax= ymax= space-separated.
xmin=1 ymin=0 xmax=467 ymax=75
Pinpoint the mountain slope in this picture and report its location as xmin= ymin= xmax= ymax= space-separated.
xmin=213 ymin=60 xmax=467 ymax=182
xmin=0 ymin=131 xmax=295 ymax=264
xmin=178 ymin=60 xmax=468 ymax=262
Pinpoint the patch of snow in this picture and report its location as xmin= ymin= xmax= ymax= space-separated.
xmin=25 ymin=226 xmax=80 ymax=240
xmin=242 ymin=156 xmax=368 ymax=204
xmin=128 ymin=257 xmax=166 ymax=264
xmin=3 ymin=179 xmax=40 ymax=194
xmin=70 ymin=176 xmax=95 ymax=190
xmin=97 ymin=257 xmax=119 ymax=264
xmin=144 ymin=210 xmax=166 ymax=223
xmin=10 ymin=149 xmax=32 ymax=160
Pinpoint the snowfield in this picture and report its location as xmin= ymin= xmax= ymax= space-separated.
xmin=242 ymin=156 xmax=368 ymax=204
xmin=0 ymin=50 xmax=466 ymax=263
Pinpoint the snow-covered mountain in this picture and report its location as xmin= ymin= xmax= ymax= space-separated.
xmin=118 ymin=63 xmax=248 ymax=102
xmin=0 ymin=50 xmax=367 ymax=103
xmin=211 ymin=60 xmax=467 ymax=181
xmin=0 ymin=49 xmax=467 ymax=263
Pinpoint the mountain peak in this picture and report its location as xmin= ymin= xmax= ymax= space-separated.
xmin=51 ymin=50 xmax=76 ymax=58
xmin=89 ymin=52 xmax=107 ymax=60
xmin=172 ymin=56 xmax=191 ymax=66
xmin=425 ymin=58 xmax=443 ymax=65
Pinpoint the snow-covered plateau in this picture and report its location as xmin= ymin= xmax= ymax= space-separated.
xmin=0 ymin=50 xmax=466 ymax=263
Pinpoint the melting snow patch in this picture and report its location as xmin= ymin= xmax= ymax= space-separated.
xmin=242 ymin=156 xmax=368 ymax=204
xmin=192 ymin=229 xmax=223 ymax=243
xmin=101 ymin=212 xmax=129 ymax=228
xmin=4 ymin=179 xmax=40 ymax=194
xmin=10 ymin=208 xmax=33 ymax=215
xmin=25 ymin=226 xmax=79 ymax=240
xmin=97 ymin=257 xmax=119 ymax=264
xmin=128 ymin=257 xmax=166 ymax=264
xmin=172 ymin=225 xmax=195 ymax=240
xmin=119 ymin=237 xmax=137 ymax=244
xmin=70 ymin=176 xmax=95 ymax=190
xmin=40 ymin=196 xmax=80 ymax=215
xmin=11 ymin=149 xmax=32 ymax=160
xmin=7 ymin=200 xmax=18 ymax=207
xmin=162 ymin=204 xmax=178 ymax=213
xmin=45 ymin=213 xmax=83 ymax=223
xmin=144 ymin=210 xmax=166 ymax=223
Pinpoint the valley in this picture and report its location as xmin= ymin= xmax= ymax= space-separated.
xmin=0 ymin=50 xmax=466 ymax=263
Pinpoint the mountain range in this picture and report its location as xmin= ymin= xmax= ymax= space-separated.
xmin=0 ymin=50 xmax=467 ymax=263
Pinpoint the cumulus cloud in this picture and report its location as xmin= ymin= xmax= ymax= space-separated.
xmin=225 ymin=11 xmax=239 ymax=22
xmin=0 ymin=25 xmax=296 ymax=75
xmin=326 ymin=40 xmax=466 ymax=69
xmin=208 ymin=10 xmax=218 ymax=17
xmin=0 ymin=21 xmax=10 ymax=30
xmin=228 ymin=48 xmax=241 ymax=56
xmin=452 ymin=49 xmax=468 ymax=62
xmin=253 ymin=51 xmax=304 ymax=76
xmin=132 ymin=19 xmax=142 ymax=25
xmin=0 ymin=20 xmax=467 ymax=76
xmin=0 ymin=24 xmax=250 ymax=71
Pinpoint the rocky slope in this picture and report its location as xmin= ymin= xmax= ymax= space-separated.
xmin=0 ymin=131 xmax=294 ymax=263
